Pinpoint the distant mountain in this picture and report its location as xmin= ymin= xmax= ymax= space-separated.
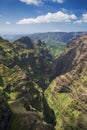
xmin=30 ymin=32 xmax=87 ymax=43
xmin=2 ymin=32 xmax=87 ymax=43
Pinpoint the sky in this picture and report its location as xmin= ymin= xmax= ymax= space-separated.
xmin=0 ymin=0 xmax=87 ymax=34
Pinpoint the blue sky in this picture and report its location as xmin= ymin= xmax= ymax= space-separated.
xmin=0 ymin=0 xmax=87 ymax=34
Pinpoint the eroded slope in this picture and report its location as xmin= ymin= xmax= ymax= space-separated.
xmin=45 ymin=36 xmax=87 ymax=130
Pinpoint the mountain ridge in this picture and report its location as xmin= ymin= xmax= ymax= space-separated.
xmin=2 ymin=32 xmax=87 ymax=43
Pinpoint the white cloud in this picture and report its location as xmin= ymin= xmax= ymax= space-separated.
xmin=74 ymin=12 xmax=87 ymax=23
xmin=82 ymin=13 xmax=87 ymax=22
xmin=19 ymin=0 xmax=65 ymax=6
xmin=74 ymin=20 xmax=82 ymax=24
xmin=52 ymin=0 xmax=64 ymax=3
xmin=20 ymin=0 xmax=42 ymax=5
xmin=17 ymin=11 xmax=77 ymax=24
xmin=5 ymin=21 xmax=11 ymax=25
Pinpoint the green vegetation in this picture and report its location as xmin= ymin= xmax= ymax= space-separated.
xmin=0 ymin=36 xmax=55 ymax=130
xmin=45 ymin=81 xmax=81 ymax=130
xmin=0 ymin=36 xmax=87 ymax=130
xmin=45 ymin=37 xmax=87 ymax=130
xmin=46 ymin=41 xmax=66 ymax=59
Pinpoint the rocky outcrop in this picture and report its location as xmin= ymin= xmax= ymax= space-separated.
xmin=14 ymin=36 xmax=34 ymax=49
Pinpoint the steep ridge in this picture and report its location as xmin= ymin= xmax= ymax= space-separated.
xmin=0 ymin=36 xmax=53 ymax=89
xmin=14 ymin=36 xmax=34 ymax=49
xmin=0 ymin=36 xmax=55 ymax=130
xmin=45 ymin=36 xmax=87 ymax=130
xmin=54 ymin=36 xmax=87 ymax=76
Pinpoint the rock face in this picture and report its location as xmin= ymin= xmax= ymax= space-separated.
xmin=45 ymin=36 xmax=87 ymax=130
xmin=54 ymin=36 xmax=87 ymax=76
